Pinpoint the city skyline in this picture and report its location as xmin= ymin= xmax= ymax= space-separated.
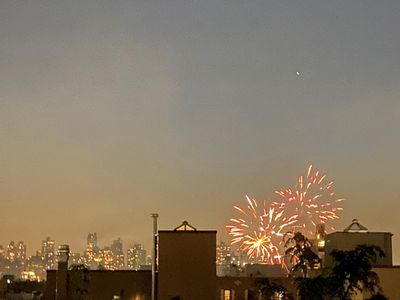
xmin=0 ymin=232 xmax=151 ymax=280
xmin=1 ymin=0 xmax=399 ymax=265
xmin=0 ymin=234 xmax=150 ymax=260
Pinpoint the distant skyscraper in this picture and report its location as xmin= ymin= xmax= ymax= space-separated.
xmin=216 ymin=241 xmax=231 ymax=266
xmin=84 ymin=247 xmax=98 ymax=269
xmin=7 ymin=241 xmax=17 ymax=262
xmin=84 ymin=233 xmax=100 ymax=269
xmin=83 ymin=245 xmax=99 ymax=269
xmin=127 ymin=244 xmax=147 ymax=270
xmin=110 ymin=238 xmax=124 ymax=270
xmin=87 ymin=233 xmax=98 ymax=248
xmin=41 ymin=237 xmax=55 ymax=269
xmin=111 ymin=238 xmax=123 ymax=253
xmin=16 ymin=241 xmax=27 ymax=263
xmin=6 ymin=241 xmax=24 ymax=277
xmin=99 ymin=247 xmax=114 ymax=270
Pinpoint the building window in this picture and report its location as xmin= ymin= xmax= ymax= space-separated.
xmin=222 ymin=289 xmax=235 ymax=300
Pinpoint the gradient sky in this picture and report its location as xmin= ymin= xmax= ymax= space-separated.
xmin=1 ymin=0 xmax=399 ymax=261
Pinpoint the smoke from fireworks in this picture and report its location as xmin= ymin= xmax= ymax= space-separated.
xmin=274 ymin=164 xmax=344 ymax=234
xmin=226 ymin=195 xmax=296 ymax=264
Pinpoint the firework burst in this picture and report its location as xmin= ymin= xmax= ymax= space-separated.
xmin=226 ymin=195 xmax=297 ymax=264
xmin=275 ymin=164 xmax=344 ymax=235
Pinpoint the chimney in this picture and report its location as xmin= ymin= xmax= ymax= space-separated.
xmin=56 ymin=245 xmax=70 ymax=300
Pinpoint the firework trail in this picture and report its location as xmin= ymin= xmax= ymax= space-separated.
xmin=275 ymin=164 xmax=344 ymax=235
xmin=226 ymin=195 xmax=297 ymax=264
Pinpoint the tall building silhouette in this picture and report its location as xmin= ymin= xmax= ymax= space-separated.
xmin=41 ymin=237 xmax=55 ymax=269
xmin=87 ymin=233 xmax=98 ymax=248
xmin=84 ymin=232 xmax=99 ymax=269
xmin=16 ymin=241 xmax=27 ymax=263
xmin=216 ymin=241 xmax=231 ymax=266
xmin=99 ymin=247 xmax=113 ymax=270
xmin=6 ymin=241 xmax=16 ymax=262
xmin=110 ymin=238 xmax=124 ymax=270
xmin=127 ymin=244 xmax=147 ymax=270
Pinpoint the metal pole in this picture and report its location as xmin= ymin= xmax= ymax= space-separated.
xmin=151 ymin=213 xmax=159 ymax=300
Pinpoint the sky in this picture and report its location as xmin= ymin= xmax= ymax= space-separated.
xmin=1 ymin=0 xmax=400 ymax=261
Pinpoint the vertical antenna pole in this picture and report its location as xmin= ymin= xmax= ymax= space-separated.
xmin=151 ymin=213 xmax=159 ymax=300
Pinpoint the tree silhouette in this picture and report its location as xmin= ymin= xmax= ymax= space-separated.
xmin=295 ymin=275 xmax=327 ymax=300
xmin=327 ymin=245 xmax=385 ymax=299
xmin=284 ymin=232 xmax=320 ymax=278
xmin=284 ymin=233 xmax=388 ymax=300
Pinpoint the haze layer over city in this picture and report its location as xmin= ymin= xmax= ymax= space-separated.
xmin=1 ymin=0 xmax=399 ymax=263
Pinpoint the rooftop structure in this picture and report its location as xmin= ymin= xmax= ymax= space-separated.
xmin=324 ymin=219 xmax=393 ymax=267
xmin=344 ymin=218 xmax=368 ymax=232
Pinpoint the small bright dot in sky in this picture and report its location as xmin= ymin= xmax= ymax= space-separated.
xmin=296 ymin=71 xmax=300 ymax=76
